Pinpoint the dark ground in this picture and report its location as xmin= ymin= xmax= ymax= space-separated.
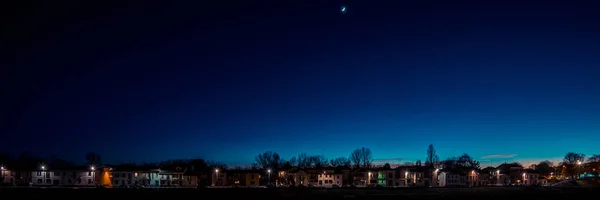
xmin=1 ymin=187 xmax=598 ymax=200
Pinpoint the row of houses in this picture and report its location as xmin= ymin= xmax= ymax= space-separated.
xmin=0 ymin=164 xmax=549 ymax=188
xmin=0 ymin=165 xmax=199 ymax=188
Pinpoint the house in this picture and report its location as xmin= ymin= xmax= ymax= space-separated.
xmin=31 ymin=167 xmax=62 ymax=186
xmin=317 ymin=169 xmax=342 ymax=188
xmin=59 ymin=166 xmax=96 ymax=187
xmin=377 ymin=169 xmax=398 ymax=187
xmin=94 ymin=166 xmax=112 ymax=187
xmin=438 ymin=170 xmax=466 ymax=187
xmin=181 ymin=172 xmax=199 ymax=187
xmin=350 ymin=168 xmax=372 ymax=186
xmin=111 ymin=169 xmax=135 ymax=187
xmin=286 ymin=168 xmax=309 ymax=186
xmin=467 ymin=169 xmax=488 ymax=187
xmin=277 ymin=170 xmax=287 ymax=186
xmin=211 ymin=169 xmax=226 ymax=186
xmin=497 ymin=163 xmax=524 ymax=184
xmin=478 ymin=167 xmax=495 ymax=186
xmin=305 ymin=169 xmax=321 ymax=186
xmin=158 ymin=170 xmax=176 ymax=186
xmin=227 ymin=170 xmax=261 ymax=186
xmin=400 ymin=166 xmax=436 ymax=187
xmin=109 ymin=166 xmax=162 ymax=187
xmin=1 ymin=167 xmax=15 ymax=185
xmin=522 ymin=169 xmax=540 ymax=185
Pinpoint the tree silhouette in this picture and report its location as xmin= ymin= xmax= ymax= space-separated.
xmin=350 ymin=147 xmax=372 ymax=168
xmin=85 ymin=152 xmax=101 ymax=166
xmin=563 ymin=152 xmax=585 ymax=164
xmin=458 ymin=153 xmax=480 ymax=169
xmin=536 ymin=160 xmax=554 ymax=177
xmin=255 ymin=151 xmax=281 ymax=169
xmin=587 ymin=154 xmax=600 ymax=163
xmin=297 ymin=153 xmax=309 ymax=168
xmin=329 ymin=157 xmax=351 ymax=167
xmin=415 ymin=160 xmax=422 ymax=166
xmin=425 ymin=144 xmax=439 ymax=167
xmin=382 ymin=163 xmax=391 ymax=169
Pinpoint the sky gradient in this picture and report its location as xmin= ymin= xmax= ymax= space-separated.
xmin=2 ymin=0 xmax=600 ymax=166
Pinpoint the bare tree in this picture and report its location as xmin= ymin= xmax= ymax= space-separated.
xmin=588 ymin=154 xmax=600 ymax=163
xmin=85 ymin=152 xmax=101 ymax=166
xmin=297 ymin=153 xmax=309 ymax=168
xmin=308 ymin=155 xmax=327 ymax=168
xmin=425 ymin=144 xmax=439 ymax=167
xmin=289 ymin=156 xmax=298 ymax=166
xmin=329 ymin=157 xmax=351 ymax=167
xmin=350 ymin=150 xmax=362 ymax=168
xmin=255 ymin=151 xmax=281 ymax=169
xmin=350 ymin=147 xmax=373 ymax=168
xmin=563 ymin=152 xmax=585 ymax=164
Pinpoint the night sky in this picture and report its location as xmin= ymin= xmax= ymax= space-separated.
xmin=2 ymin=0 xmax=600 ymax=166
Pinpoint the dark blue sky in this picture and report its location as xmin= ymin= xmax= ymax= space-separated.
xmin=2 ymin=0 xmax=599 ymax=166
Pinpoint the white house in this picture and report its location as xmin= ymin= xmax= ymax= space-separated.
xmin=31 ymin=169 xmax=62 ymax=186
xmin=317 ymin=170 xmax=342 ymax=188
xmin=60 ymin=167 xmax=96 ymax=186
xmin=522 ymin=170 xmax=540 ymax=185
xmin=438 ymin=171 xmax=466 ymax=187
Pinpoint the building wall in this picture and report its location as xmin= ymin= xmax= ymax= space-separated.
xmin=317 ymin=172 xmax=341 ymax=187
xmin=31 ymin=170 xmax=62 ymax=186
xmin=438 ymin=172 xmax=466 ymax=187
xmin=181 ymin=175 xmax=197 ymax=187
xmin=1 ymin=169 xmax=15 ymax=184
xmin=245 ymin=173 xmax=260 ymax=186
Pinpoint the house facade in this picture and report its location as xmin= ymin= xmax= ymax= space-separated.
xmin=317 ymin=169 xmax=342 ymax=187
xmin=438 ymin=171 xmax=466 ymax=187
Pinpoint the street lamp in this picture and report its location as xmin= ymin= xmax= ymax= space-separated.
xmin=214 ymin=169 xmax=219 ymax=186
xmin=90 ymin=166 xmax=95 ymax=185
xmin=267 ymin=169 xmax=271 ymax=186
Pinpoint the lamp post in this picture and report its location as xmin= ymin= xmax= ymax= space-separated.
xmin=214 ymin=169 xmax=219 ymax=186
xmin=91 ymin=166 xmax=95 ymax=186
xmin=41 ymin=165 xmax=46 ymax=185
xmin=267 ymin=169 xmax=271 ymax=186
xmin=577 ymin=161 xmax=582 ymax=179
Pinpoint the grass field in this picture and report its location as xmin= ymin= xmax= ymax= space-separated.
xmin=1 ymin=187 xmax=598 ymax=200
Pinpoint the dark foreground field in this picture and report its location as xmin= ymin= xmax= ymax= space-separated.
xmin=1 ymin=187 xmax=599 ymax=200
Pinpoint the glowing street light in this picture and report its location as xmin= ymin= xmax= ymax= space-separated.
xmin=41 ymin=165 xmax=45 ymax=170
xmin=577 ymin=161 xmax=582 ymax=165
xmin=214 ymin=169 xmax=219 ymax=186
xmin=91 ymin=166 xmax=95 ymax=171
xmin=267 ymin=169 xmax=271 ymax=186
xmin=1 ymin=166 xmax=3 ymax=170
